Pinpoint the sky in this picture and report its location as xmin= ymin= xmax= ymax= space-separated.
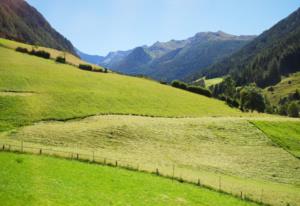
xmin=26 ymin=0 xmax=300 ymax=56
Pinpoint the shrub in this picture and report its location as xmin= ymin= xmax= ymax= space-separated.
xmin=171 ymin=80 xmax=187 ymax=90
xmin=267 ymin=87 xmax=274 ymax=92
xmin=92 ymin=67 xmax=104 ymax=72
xmin=186 ymin=85 xmax=212 ymax=97
xmin=79 ymin=64 xmax=93 ymax=71
xmin=16 ymin=47 xmax=29 ymax=54
xmin=226 ymin=97 xmax=239 ymax=108
xmin=30 ymin=50 xmax=50 ymax=59
xmin=287 ymin=102 xmax=299 ymax=117
xmin=56 ymin=56 xmax=66 ymax=64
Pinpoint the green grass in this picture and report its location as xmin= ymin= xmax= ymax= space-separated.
xmin=0 ymin=152 xmax=259 ymax=206
xmin=0 ymin=38 xmax=88 ymax=67
xmin=251 ymin=121 xmax=300 ymax=158
xmin=0 ymin=45 xmax=245 ymax=132
xmin=205 ymin=77 xmax=224 ymax=87
xmin=264 ymin=72 xmax=300 ymax=104
xmin=2 ymin=115 xmax=300 ymax=206
xmin=194 ymin=77 xmax=223 ymax=88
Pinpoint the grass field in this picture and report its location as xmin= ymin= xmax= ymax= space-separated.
xmin=2 ymin=115 xmax=300 ymax=206
xmin=251 ymin=121 xmax=300 ymax=158
xmin=194 ymin=77 xmax=223 ymax=88
xmin=0 ymin=45 xmax=245 ymax=132
xmin=0 ymin=38 xmax=88 ymax=67
xmin=265 ymin=72 xmax=300 ymax=104
xmin=205 ymin=77 xmax=224 ymax=87
xmin=0 ymin=152 xmax=260 ymax=206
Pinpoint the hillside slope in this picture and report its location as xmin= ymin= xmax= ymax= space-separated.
xmin=199 ymin=8 xmax=300 ymax=88
xmin=100 ymin=32 xmax=254 ymax=82
xmin=0 ymin=0 xmax=76 ymax=55
xmin=0 ymin=44 xmax=243 ymax=131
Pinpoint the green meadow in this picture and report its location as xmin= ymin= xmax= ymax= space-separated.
xmin=0 ymin=152 xmax=259 ymax=206
xmin=252 ymin=121 xmax=300 ymax=158
xmin=0 ymin=45 xmax=243 ymax=132
xmin=2 ymin=116 xmax=300 ymax=206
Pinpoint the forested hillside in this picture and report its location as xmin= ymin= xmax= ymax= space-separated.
xmin=0 ymin=0 xmax=76 ymax=55
xmin=198 ymin=8 xmax=300 ymax=88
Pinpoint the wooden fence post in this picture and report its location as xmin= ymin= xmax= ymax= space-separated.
xmin=39 ymin=149 xmax=42 ymax=155
xmin=240 ymin=191 xmax=243 ymax=199
xmin=2 ymin=144 xmax=4 ymax=150
xmin=115 ymin=160 xmax=118 ymax=167
xmin=21 ymin=140 xmax=23 ymax=152
xmin=92 ymin=151 xmax=95 ymax=162
xmin=76 ymin=153 xmax=79 ymax=160
xmin=156 ymin=168 xmax=159 ymax=175
xmin=197 ymin=178 xmax=201 ymax=186
xmin=172 ymin=165 xmax=175 ymax=181
xmin=219 ymin=176 xmax=221 ymax=191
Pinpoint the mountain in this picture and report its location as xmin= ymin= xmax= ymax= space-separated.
xmin=99 ymin=31 xmax=255 ymax=82
xmin=0 ymin=0 xmax=76 ymax=55
xmin=198 ymin=8 xmax=300 ymax=88
xmin=76 ymin=48 xmax=104 ymax=65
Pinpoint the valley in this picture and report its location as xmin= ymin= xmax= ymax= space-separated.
xmin=0 ymin=1 xmax=299 ymax=206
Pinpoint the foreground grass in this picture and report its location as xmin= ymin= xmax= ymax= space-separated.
xmin=0 ymin=46 xmax=244 ymax=131
xmin=0 ymin=152 xmax=259 ymax=206
xmin=251 ymin=121 xmax=300 ymax=158
xmin=2 ymin=116 xmax=300 ymax=206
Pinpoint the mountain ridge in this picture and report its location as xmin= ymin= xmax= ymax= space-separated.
xmin=93 ymin=31 xmax=255 ymax=82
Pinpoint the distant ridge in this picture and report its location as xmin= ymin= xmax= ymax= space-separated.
xmin=0 ymin=0 xmax=77 ymax=55
xmin=98 ymin=31 xmax=255 ymax=82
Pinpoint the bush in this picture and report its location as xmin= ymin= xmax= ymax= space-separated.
xmin=30 ymin=50 xmax=50 ymax=59
xmin=16 ymin=47 xmax=29 ymax=54
xmin=186 ymin=85 xmax=212 ymax=97
xmin=226 ymin=97 xmax=239 ymax=108
xmin=171 ymin=80 xmax=187 ymax=90
xmin=92 ymin=67 xmax=104 ymax=72
xmin=56 ymin=56 xmax=66 ymax=64
xmin=79 ymin=64 xmax=93 ymax=71
xmin=287 ymin=102 xmax=299 ymax=117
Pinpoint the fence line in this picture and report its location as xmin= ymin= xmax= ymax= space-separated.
xmin=0 ymin=141 xmax=271 ymax=206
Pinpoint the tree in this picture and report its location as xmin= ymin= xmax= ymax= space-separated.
xmin=240 ymin=85 xmax=266 ymax=113
xmin=287 ymin=102 xmax=299 ymax=117
xmin=171 ymin=80 xmax=187 ymax=90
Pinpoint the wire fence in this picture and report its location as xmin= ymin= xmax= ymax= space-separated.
xmin=0 ymin=141 xmax=292 ymax=206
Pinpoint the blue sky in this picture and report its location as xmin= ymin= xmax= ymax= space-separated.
xmin=27 ymin=0 xmax=299 ymax=56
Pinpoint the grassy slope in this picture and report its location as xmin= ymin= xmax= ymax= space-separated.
xmin=251 ymin=121 xmax=300 ymax=158
xmin=205 ymin=77 xmax=223 ymax=87
xmin=0 ymin=152 xmax=258 ymax=206
xmin=2 ymin=115 xmax=300 ymax=206
xmin=0 ymin=38 xmax=87 ymax=67
xmin=264 ymin=72 xmax=300 ymax=104
xmin=0 ymin=45 xmax=243 ymax=131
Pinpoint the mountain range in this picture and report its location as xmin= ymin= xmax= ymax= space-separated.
xmin=0 ymin=0 xmax=76 ymax=55
xmin=78 ymin=32 xmax=255 ymax=82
